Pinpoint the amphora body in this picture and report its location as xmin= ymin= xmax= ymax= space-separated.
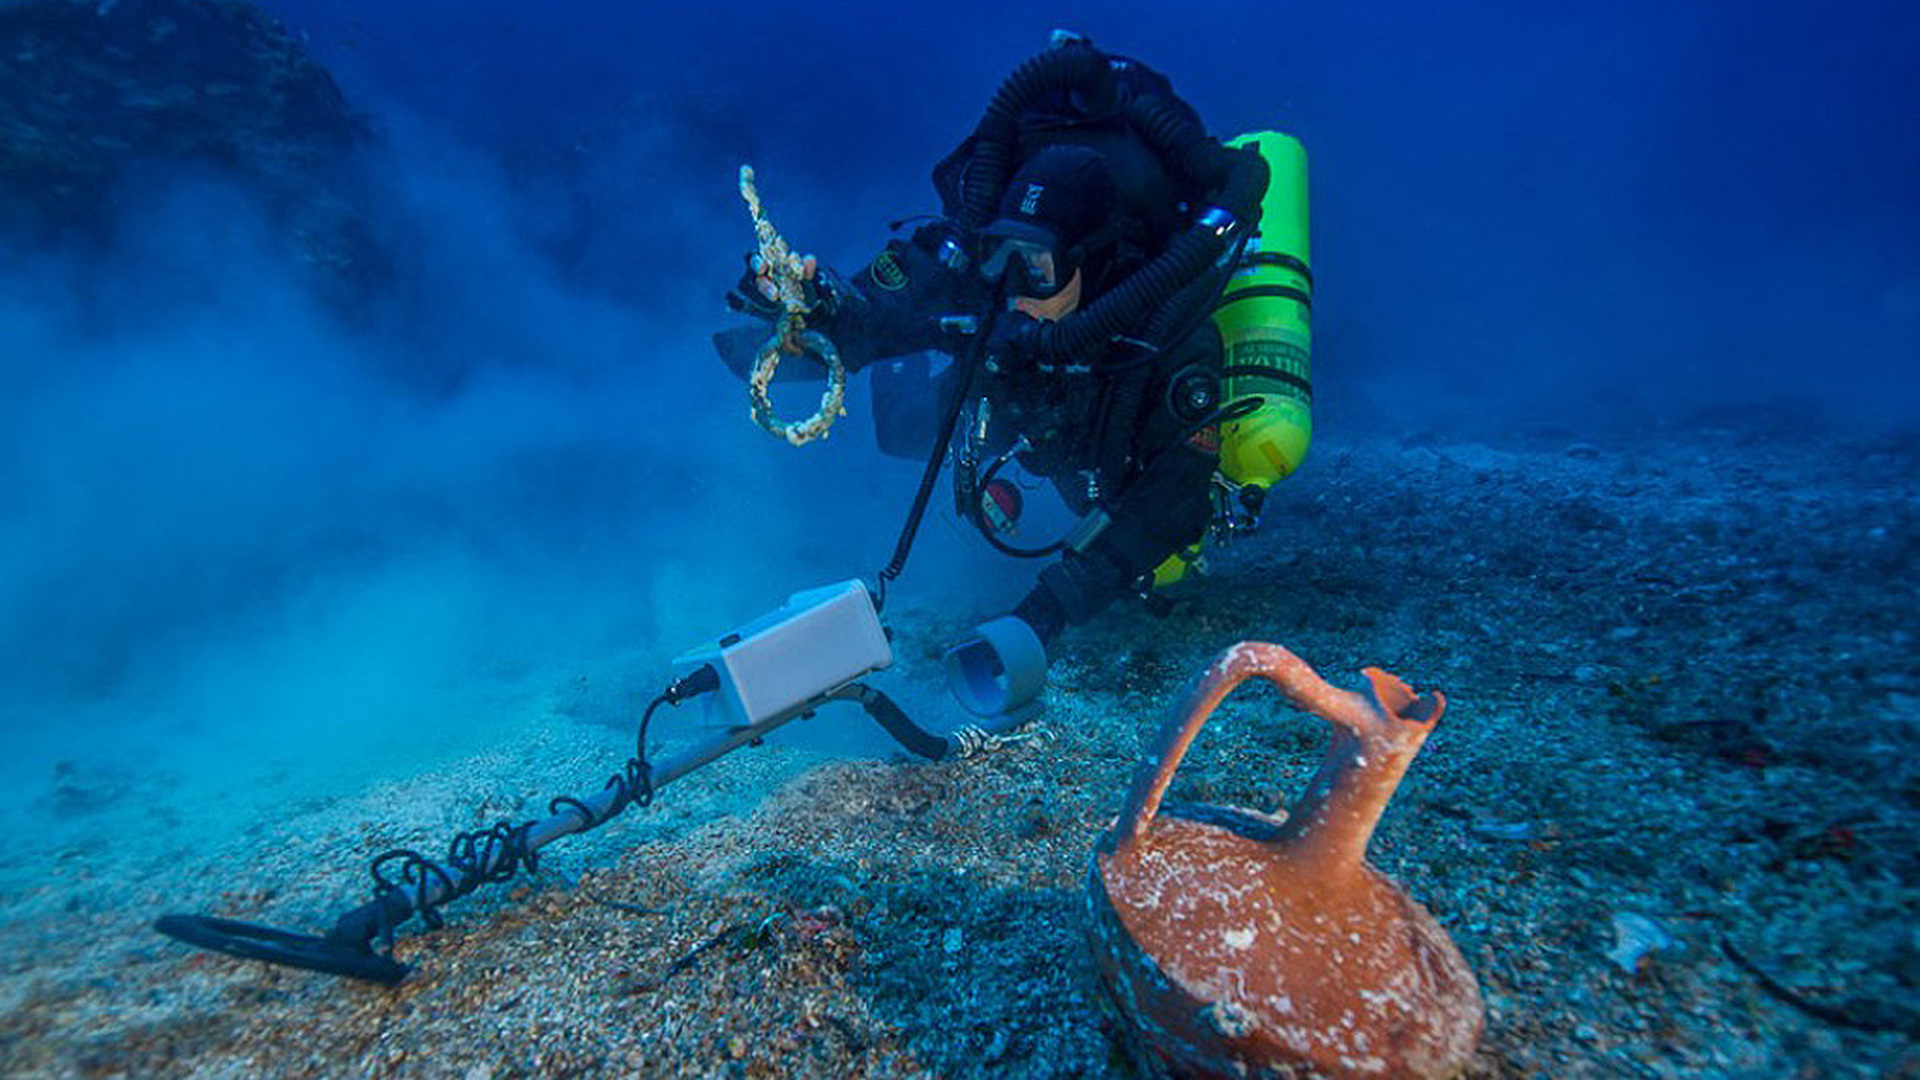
xmin=1087 ymin=642 xmax=1484 ymax=1079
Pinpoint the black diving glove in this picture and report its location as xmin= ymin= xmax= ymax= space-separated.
xmin=724 ymin=252 xmax=841 ymax=324
xmin=982 ymin=310 xmax=1045 ymax=377
xmin=725 ymin=252 xmax=786 ymax=320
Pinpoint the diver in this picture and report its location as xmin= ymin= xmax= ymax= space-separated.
xmin=719 ymin=33 xmax=1282 ymax=709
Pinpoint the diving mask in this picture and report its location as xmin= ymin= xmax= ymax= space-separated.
xmin=979 ymin=235 xmax=1073 ymax=299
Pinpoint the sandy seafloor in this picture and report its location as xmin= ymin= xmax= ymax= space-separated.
xmin=1 ymin=416 xmax=1915 ymax=1079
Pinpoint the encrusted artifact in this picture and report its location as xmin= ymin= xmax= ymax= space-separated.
xmin=736 ymin=165 xmax=846 ymax=446
xmin=1087 ymin=642 xmax=1484 ymax=1079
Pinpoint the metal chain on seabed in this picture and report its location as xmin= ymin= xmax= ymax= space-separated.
xmin=738 ymin=165 xmax=846 ymax=446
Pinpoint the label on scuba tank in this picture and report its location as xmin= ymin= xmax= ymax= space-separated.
xmin=1228 ymin=340 xmax=1312 ymax=404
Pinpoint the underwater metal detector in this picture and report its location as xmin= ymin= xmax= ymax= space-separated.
xmin=154 ymin=580 xmax=1035 ymax=985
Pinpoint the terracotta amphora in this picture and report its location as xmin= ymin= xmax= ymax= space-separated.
xmin=1086 ymin=642 xmax=1484 ymax=1079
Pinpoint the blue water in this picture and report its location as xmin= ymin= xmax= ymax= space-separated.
xmin=1 ymin=0 xmax=1914 ymax=976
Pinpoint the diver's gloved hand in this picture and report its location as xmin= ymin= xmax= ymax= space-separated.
xmin=1012 ymin=586 xmax=1069 ymax=646
xmin=725 ymin=252 xmax=795 ymax=319
xmin=983 ymin=310 xmax=1045 ymax=376
xmin=725 ymin=252 xmax=839 ymax=322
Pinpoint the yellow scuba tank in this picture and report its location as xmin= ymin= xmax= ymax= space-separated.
xmin=1213 ymin=131 xmax=1312 ymax=497
xmin=1149 ymin=132 xmax=1309 ymax=590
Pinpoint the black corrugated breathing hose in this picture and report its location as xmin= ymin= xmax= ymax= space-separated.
xmin=961 ymin=41 xmax=1118 ymax=230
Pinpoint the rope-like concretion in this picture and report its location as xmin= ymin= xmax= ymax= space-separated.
xmin=749 ymin=329 xmax=844 ymax=447
xmin=738 ymin=165 xmax=846 ymax=446
xmin=949 ymin=721 xmax=1054 ymax=759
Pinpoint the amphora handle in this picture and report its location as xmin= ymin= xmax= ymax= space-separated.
xmin=1108 ymin=642 xmax=1444 ymax=863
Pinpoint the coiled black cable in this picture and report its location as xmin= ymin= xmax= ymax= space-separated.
xmin=359 ymin=668 xmax=717 ymax=943
xmin=548 ymin=755 xmax=654 ymax=831
xmin=369 ymin=819 xmax=539 ymax=933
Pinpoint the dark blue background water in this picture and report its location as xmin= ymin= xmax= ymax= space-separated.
xmin=265 ymin=0 xmax=1920 ymax=419
xmin=1 ymin=0 xmax=1914 ymax=819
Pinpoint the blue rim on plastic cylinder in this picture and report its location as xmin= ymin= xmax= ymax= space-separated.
xmin=944 ymin=616 xmax=1048 ymax=717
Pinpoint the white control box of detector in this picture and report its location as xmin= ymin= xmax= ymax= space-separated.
xmin=670 ymin=579 xmax=893 ymax=729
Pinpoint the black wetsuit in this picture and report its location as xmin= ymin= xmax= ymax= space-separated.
xmin=728 ymin=49 xmax=1260 ymax=643
xmin=814 ymin=216 xmax=1222 ymax=642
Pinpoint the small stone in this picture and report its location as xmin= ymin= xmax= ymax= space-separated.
xmin=984 ymin=1028 xmax=1010 ymax=1061
xmin=1471 ymin=820 xmax=1534 ymax=842
xmin=1604 ymin=912 xmax=1678 ymax=974
xmin=1202 ymin=1000 xmax=1254 ymax=1039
